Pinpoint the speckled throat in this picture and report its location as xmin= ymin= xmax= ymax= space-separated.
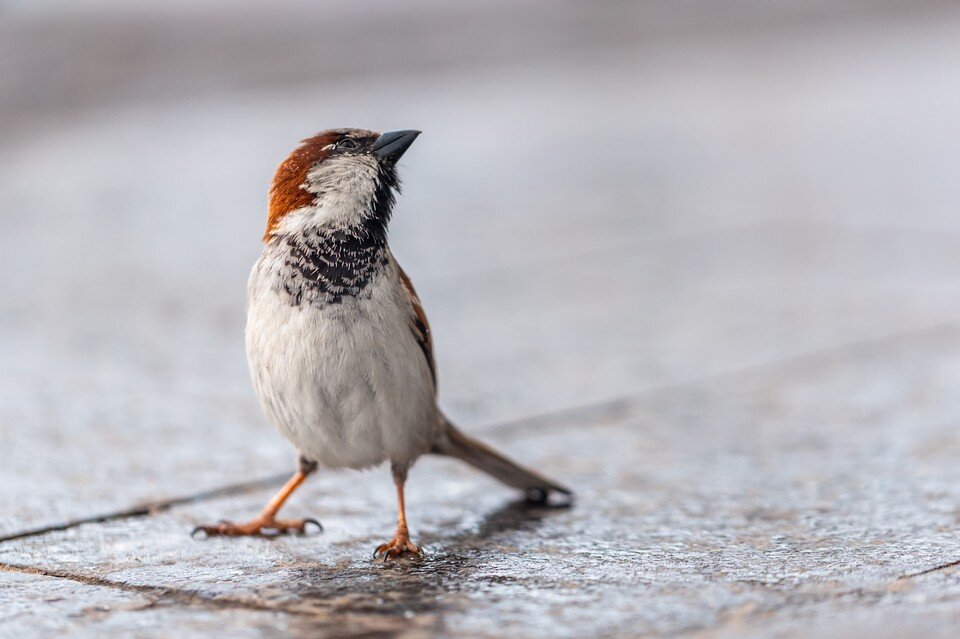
xmin=274 ymin=223 xmax=389 ymax=307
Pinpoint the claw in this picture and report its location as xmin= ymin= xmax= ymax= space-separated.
xmin=302 ymin=518 xmax=323 ymax=534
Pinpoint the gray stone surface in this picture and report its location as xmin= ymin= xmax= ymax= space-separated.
xmin=4 ymin=1 xmax=960 ymax=637
xmin=6 ymin=329 xmax=960 ymax=637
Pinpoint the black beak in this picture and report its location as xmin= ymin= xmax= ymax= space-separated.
xmin=371 ymin=130 xmax=421 ymax=162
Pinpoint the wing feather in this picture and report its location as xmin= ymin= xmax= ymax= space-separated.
xmin=397 ymin=264 xmax=437 ymax=390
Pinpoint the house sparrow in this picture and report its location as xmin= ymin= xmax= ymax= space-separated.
xmin=193 ymin=128 xmax=570 ymax=559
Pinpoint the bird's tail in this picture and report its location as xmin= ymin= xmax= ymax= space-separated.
xmin=431 ymin=415 xmax=572 ymax=503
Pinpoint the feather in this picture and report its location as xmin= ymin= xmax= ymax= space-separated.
xmin=397 ymin=264 xmax=437 ymax=389
xmin=431 ymin=416 xmax=572 ymax=503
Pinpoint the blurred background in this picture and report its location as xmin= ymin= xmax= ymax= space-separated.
xmin=5 ymin=1 xmax=960 ymax=636
xmin=4 ymin=0 xmax=960 ymax=517
xmin=4 ymin=0 xmax=960 ymax=508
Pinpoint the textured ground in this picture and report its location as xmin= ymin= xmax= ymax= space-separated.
xmin=3 ymin=1 xmax=960 ymax=637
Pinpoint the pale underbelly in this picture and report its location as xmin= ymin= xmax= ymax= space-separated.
xmin=246 ymin=293 xmax=438 ymax=470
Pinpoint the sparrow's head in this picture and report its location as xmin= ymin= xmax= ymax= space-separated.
xmin=264 ymin=128 xmax=420 ymax=241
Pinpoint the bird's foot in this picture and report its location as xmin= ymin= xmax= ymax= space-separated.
xmin=192 ymin=514 xmax=322 ymax=538
xmin=373 ymin=534 xmax=423 ymax=561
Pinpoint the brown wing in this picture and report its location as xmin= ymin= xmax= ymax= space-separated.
xmin=397 ymin=264 xmax=437 ymax=391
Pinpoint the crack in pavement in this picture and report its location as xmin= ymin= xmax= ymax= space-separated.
xmin=0 ymin=498 xmax=566 ymax=631
xmin=4 ymin=321 xmax=957 ymax=546
xmin=4 ymin=319 xmax=960 ymax=633
xmin=482 ymin=321 xmax=960 ymax=437
xmin=0 ymin=562 xmax=306 ymax=614
xmin=0 ymin=473 xmax=290 ymax=544
xmin=898 ymin=558 xmax=960 ymax=580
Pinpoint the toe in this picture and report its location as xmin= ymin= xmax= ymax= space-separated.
xmin=192 ymin=522 xmax=238 ymax=537
xmin=190 ymin=519 xmax=263 ymax=538
xmin=271 ymin=518 xmax=323 ymax=536
xmin=373 ymin=537 xmax=423 ymax=561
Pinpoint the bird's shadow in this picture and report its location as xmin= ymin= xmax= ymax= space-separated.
xmin=283 ymin=497 xmax=572 ymax=632
xmin=420 ymin=495 xmax=571 ymax=547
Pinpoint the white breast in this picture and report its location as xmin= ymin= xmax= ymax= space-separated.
xmin=245 ymin=249 xmax=440 ymax=470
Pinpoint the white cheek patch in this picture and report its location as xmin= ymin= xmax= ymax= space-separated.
xmin=298 ymin=154 xmax=381 ymax=228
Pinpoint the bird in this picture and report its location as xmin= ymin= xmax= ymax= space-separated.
xmin=193 ymin=128 xmax=570 ymax=559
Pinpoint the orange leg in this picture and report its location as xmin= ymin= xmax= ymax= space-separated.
xmin=193 ymin=459 xmax=321 ymax=538
xmin=374 ymin=465 xmax=423 ymax=560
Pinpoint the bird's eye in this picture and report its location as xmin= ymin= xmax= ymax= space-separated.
xmin=337 ymin=138 xmax=360 ymax=151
